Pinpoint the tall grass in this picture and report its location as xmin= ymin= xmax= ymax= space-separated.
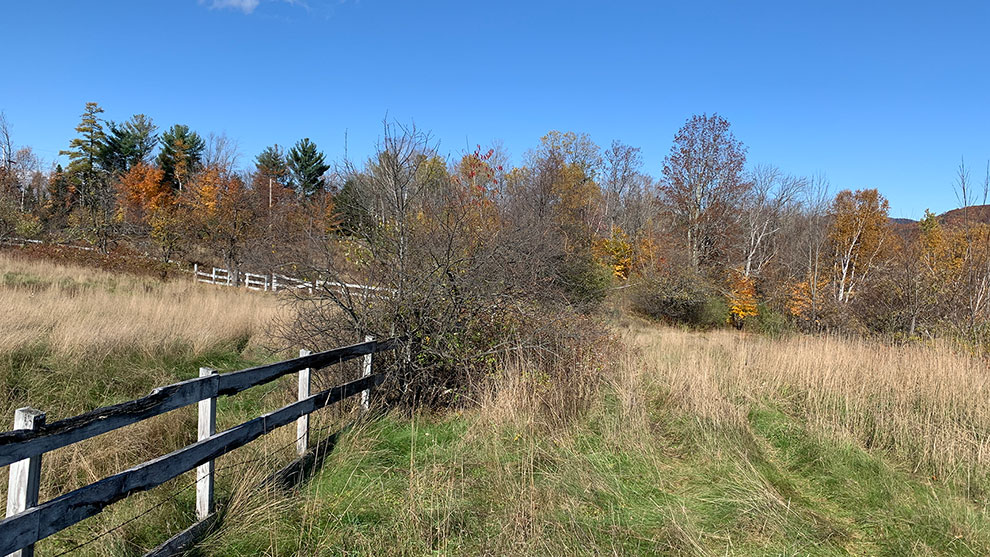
xmin=203 ymin=322 xmax=990 ymax=555
xmin=629 ymin=326 xmax=990 ymax=490
xmin=0 ymin=252 xmax=324 ymax=555
xmin=6 ymin=252 xmax=990 ymax=554
xmin=0 ymin=253 xmax=281 ymax=359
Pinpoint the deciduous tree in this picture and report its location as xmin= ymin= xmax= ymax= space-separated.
xmin=659 ymin=113 xmax=750 ymax=270
xmin=828 ymin=188 xmax=890 ymax=304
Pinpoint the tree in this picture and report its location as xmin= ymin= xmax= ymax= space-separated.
xmin=828 ymin=188 xmax=890 ymax=304
xmin=602 ymin=140 xmax=642 ymax=231
xmin=727 ymin=269 xmax=758 ymax=329
xmin=0 ymin=115 xmax=44 ymax=214
xmin=60 ymin=102 xmax=118 ymax=252
xmin=253 ymin=144 xmax=292 ymax=206
xmin=44 ymin=164 xmax=73 ymax=229
xmin=158 ymin=124 xmax=204 ymax=192
xmin=59 ymin=102 xmax=106 ymax=208
xmin=184 ymin=164 xmax=257 ymax=284
xmin=950 ymin=160 xmax=990 ymax=338
xmin=659 ymin=113 xmax=749 ymax=270
xmin=256 ymin=144 xmax=289 ymax=186
xmin=101 ymin=114 xmax=157 ymax=175
xmin=739 ymin=164 xmax=805 ymax=278
xmin=0 ymin=112 xmax=14 ymax=201
xmin=117 ymin=162 xmax=183 ymax=277
xmin=287 ymin=138 xmax=329 ymax=198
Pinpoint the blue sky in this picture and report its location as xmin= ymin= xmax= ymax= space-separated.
xmin=2 ymin=0 xmax=989 ymax=218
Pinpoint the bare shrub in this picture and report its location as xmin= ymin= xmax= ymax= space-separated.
xmin=280 ymin=123 xmax=610 ymax=408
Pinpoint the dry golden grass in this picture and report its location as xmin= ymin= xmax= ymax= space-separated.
xmin=0 ymin=252 xmax=318 ymax=555
xmin=622 ymin=323 xmax=990 ymax=488
xmin=0 ymin=252 xmax=284 ymax=358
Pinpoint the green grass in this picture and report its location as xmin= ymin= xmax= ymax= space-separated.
xmin=199 ymin=384 xmax=990 ymax=556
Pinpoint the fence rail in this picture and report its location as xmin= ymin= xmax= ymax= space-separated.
xmin=0 ymin=337 xmax=398 ymax=557
xmin=192 ymin=263 xmax=392 ymax=297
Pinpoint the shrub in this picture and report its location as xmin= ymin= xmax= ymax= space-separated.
xmin=747 ymin=303 xmax=792 ymax=337
xmin=632 ymin=270 xmax=728 ymax=329
xmin=560 ymin=252 xmax=613 ymax=310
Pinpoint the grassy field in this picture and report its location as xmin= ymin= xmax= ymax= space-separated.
xmin=202 ymin=326 xmax=990 ymax=556
xmin=3 ymin=253 xmax=990 ymax=555
xmin=0 ymin=252 xmax=358 ymax=555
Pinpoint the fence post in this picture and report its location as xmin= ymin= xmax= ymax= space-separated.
xmin=5 ymin=407 xmax=46 ymax=557
xmin=196 ymin=367 xmax=217 ymax=521
xmin=271 ymin=273 xmax=278 ymax=293
xmin=211 ymin=267 xmax=216 ymax=284
xmin=297 ymin=349 xmax=311 ymax=456
xmin=362 ymin=336 xmax=373 ymax=412
xmin=193 ymin=262 xmax=198 ymax=283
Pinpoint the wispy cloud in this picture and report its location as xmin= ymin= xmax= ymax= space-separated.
xmin=206 ymin=0 xmax=261 ymax=14
xmin=202 ymin=0 xmax=311 ymax=15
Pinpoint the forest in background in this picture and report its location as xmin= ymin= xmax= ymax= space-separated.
xmin=3 ymin=102 xmax=990 ymax=363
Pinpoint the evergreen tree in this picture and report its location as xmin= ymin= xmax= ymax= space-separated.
xmin=59 ymin=102 xmax=106 ymax=207
xmin=101 ymin=114 xmax=158 ymax=174
xmin=255 ymin=144 xmax=289 ymax=187
xmin=287 ymin=138 xmax=329 ymax=197
xmin=157 ymin=124 xmax=204 ymax=191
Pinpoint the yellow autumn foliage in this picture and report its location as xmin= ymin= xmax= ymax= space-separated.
xmin=727 ymin=270 xmax=758 ymax=327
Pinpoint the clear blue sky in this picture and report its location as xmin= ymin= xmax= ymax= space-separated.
xmin=2 ymin=0 xmax=989 ymax=218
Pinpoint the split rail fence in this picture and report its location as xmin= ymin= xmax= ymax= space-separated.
xmin=0 ymin=337 xmax=398 ymax=557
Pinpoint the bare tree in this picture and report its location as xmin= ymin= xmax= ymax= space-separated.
xmin=952 ymin=159 xmax=990 ymax=337
xmin=285 ymin=122 xmax=589 ymax=406
xmin=659 ymin=113 xmax=750 ymax=270
xmin=0 ymin=112 xmax=12 ymax=174
xmin=602 ymin=140 xmax=642 ymax=231
xmin=739 ymin=164 xmax=806 ymax=278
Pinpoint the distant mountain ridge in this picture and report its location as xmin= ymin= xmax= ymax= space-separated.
xmin=887 ymin=205 xmax=990 ymax=228
xmin=941 ymin=205 xmax=990 ymax=225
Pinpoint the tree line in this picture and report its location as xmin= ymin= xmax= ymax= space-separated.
xmin=2 ymin=102 xmax=989 ymax=362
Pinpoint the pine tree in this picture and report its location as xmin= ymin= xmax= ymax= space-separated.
xmin=287 ymin=138 xmax=329 ymax=197
xmin=59 ymin=102 xmax=106 ymax=207
xmin=101 ymin=114 xmax=158 ymax=174
xmin=255 ymin=144 xmax=289 ymax=187
xmin=157 ymin=124 xmax=204 ymax=191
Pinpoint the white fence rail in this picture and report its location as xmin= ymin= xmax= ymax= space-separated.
xmin=193 ymin=264 xmax=391 ymax=297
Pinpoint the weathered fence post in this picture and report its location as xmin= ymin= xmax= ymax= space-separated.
xmin=271 ymin=273 xmax=278 ymax=293
xmin=193 ymin=262 xmax=198 ymax=283
xmin=211 ymin=267 xmax=216 ymax=284
xmin=297 ymin=349 xmax=311 ymax=456
xmin=5 ymin=407 xmax=46 ymax=557
xmin=361 ymin=336 xmax=373 ymax=412
xmin=196 ymin=367 xmax=217 ymax=521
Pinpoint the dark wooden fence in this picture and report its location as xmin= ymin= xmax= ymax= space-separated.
xmin=0 ymin=337 xmax=398 ymax=557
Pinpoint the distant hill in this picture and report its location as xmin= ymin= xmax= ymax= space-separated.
xmin=889 ymin=217 xmax=917 ymax=225
xmin=942 ymin=205 xmax=990 ymax=225
xmin=886 ymin=206 xmax=990 ymax=239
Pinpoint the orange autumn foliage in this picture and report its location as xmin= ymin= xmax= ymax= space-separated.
xmin=727 ymin=269 xmax=758 ymax=328
xmin=117 ymin=162 xmax=168 ymax=219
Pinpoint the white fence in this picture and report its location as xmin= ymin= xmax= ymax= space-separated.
xmin=193 ymin=264 xmax=391 ymax=296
